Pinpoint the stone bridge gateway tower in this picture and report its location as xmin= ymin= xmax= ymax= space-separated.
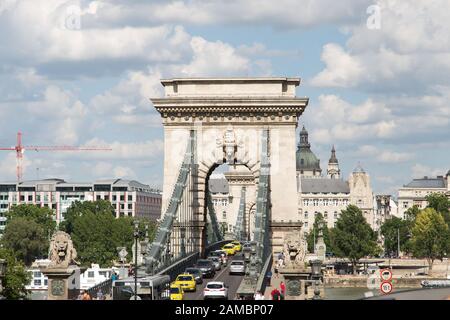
xmin=151 ymin=77 xmax=309 ymax=255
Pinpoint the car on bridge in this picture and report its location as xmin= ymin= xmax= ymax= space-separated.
xmin=207 ymin=256 xmax=222 ymax=271
xmin=203 ymin=281 xmax=228 ymax=300
xmin=173 ymin=274 xmax=197 ymax=292
xmin=209 ymin=250 xmax=228 ymax=266
xmin=229 ymin=260 xmax=245 ymax=275
xmin=231 ymin=241 xmax=242 ymax=252
xmin=222 ymin=244 xmax=236 ymax=256
xmin=195 ymin=259 xmax=216 ymax=278
xmin=184 ymin=267 xmax=203 ymax=284
xmin=170 ymin=283 xmax=184 ymax=300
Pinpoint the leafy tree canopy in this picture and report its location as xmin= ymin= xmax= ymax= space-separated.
xmin=306 ymin=212 xmax=333 ymax=254
xmin=411 ymin=208 xmax=449 ymax=269
xmin=425 ymin=193 xmax=450 ymax=226
xmin=1 ymin=217 xmax=49 ymax=266
xmin=61 ymin=200 xmax=157 ymax=267
xmin=380 ymin=216 xmax=412 ymax=256
xmin=331 ymin=205 xmax=379 ymax=273
xmin=0 ymin=248 xmax=31 ymax=300
xmin=6 ymin=204 xmax=56 ymax=239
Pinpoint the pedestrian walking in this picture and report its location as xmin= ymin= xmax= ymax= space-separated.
xmin=274 ymin=265 xmax=279 ymax=278
xmin=82 ymin=290 xmax=92 ymax=300
xmin=96 ymin=289 xmax=103 ymax=300
xmin=280 ymin=281 xmax=286 ymax=297
xmin=266 ymin=270 xmax=272 ymax=287
xmin=256 ymin=291 xmax=266 ymax=300
xmin=277 ymin=252 xmax=284 ymax=268
xmin=270 ymin=288 xmax=281 ymax=300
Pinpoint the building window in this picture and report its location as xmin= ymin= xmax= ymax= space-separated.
xmin=128 ymin=195 xmax=132 ymax=201
xmin=96 ymin=195 xmax=101 ymax=201
xmin=324 ymin=212 xmax=328 ymax=219
xmin=120 ymin=195 xmax=124 ymax=201
xmin=333 ymin=199 xmax=338 ymax=206
xmin=20 ymin=195 xmax=25 ymax=201
xmin=313 ymin=199 xmax=318 ymax=206
xmin=28 ymin=195 xmax=33 ymax=202
xmin=88 ymin=271 xmax=95 ymax=278
xmin=304 ymin=213 xmax=308 ymax=219
xmin=128 ymin=204 xmax=132 ymax=210
xmin=403 ymin=202 xmax=408 ymax=208
xmin=304 ymin=222 xmax=308 ymax=228
xmin=104 ymin=195 xmax=109 ymax=201
xmin=303 ymin=199 xmax=308 ymax=206
xmin=34 ymin=279 xmax=42 ymax=286
xmin=323 ymin=199 xmax=328 ymax=206
xmin=112 ymin=195 xmax=117 ymax=201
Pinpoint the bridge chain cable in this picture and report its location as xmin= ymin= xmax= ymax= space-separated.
xmin=145 ymin=130 xmax=196 ymax=275
xmin=234 ymin=187 xmax=247 ymax=241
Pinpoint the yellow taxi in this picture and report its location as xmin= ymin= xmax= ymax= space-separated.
xmin=222 ymin=243 xmax=236 ymax=256
xmin=170 ymin=283 xmax=184 ymax=300
xmin=231 ymin=240 xmax=242 ymax=252
xmin=173 ymin=273 xmax=197 ymax=292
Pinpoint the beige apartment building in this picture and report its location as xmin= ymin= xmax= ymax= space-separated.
xmin=0 ymin=178 xmax=162 ymax=236
xmin=397 ymin=171 xmax=450 ymax=218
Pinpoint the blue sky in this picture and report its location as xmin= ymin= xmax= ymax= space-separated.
xmin=0 ymin=0 xmax=449 ymax=196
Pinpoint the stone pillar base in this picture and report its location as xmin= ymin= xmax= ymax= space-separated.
xmin=41 ymin=266 xmax=81 ymax=300
xmin=270 ymin=221 xmax=303 ymax=255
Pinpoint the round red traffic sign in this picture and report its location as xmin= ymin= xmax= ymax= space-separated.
xmin=380 ymin=269 xmax=392 ymax=281
xmin=380 ymin=281 xmax=393 ymax=294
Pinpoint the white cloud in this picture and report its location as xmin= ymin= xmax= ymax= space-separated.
xmin=411 ymin=164 xmax=447 ymax=179
xmin=310 ymin=43 xmax=364 ymax=87
xmin=179 ymin=37 xmax=251 ymax=76
xmin=312 ymin=1 xmax=450 ymax=91
xmin=80 ymin=0 xmax=373 ymax=29
xmin=356 ymin=145 xmax=413 ymax=163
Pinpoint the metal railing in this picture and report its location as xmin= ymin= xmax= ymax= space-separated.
xmin=86 ymin=278 xmax=113 ymax=300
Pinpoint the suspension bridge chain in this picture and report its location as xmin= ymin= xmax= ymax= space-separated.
xmin=206 ymin=191 xmax=223 ymax=244
xmin=145 ymin=130 xmax=196 ymax=275
xmin=234 ymin=187 xmax=247 ymax=242
xmin=251 ymin=129 xmax=271 ymax=279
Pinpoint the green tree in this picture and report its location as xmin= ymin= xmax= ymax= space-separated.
xmin=306 ymin=213 xmax=332 ymax=253
xmin=6 ymin=204 xmax=56 ymax=239
xmin=61 ymin=200 xmax=158 ymax=267
xmin=1 ymin=217 xmax=49 ymax=266
xmin=59 ymin=200 xmax=115 ymax=234
xmin=0 ymin=248 xmax=31 ymax=300
xmin=331 ymin=205 xmax=379 ymax=274
xmin=411 ymin=208 xmax=449 ymax=269
xmin=380 ymin=217 xmax=411 ymax=257
xmin=404 ymin=205 xmax=421 ymax=222
xmin=425 ymin=193 xmax=450 ymax=226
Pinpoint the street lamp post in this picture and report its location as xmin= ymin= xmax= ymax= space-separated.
xmin=133 ymin=220 xmax=140 ymax=301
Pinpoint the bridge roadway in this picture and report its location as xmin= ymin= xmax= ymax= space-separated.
xmin=183 ymin=253 xmax=245 ymax=300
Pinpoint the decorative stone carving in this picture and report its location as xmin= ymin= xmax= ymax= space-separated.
xmin=283 ymin=231 xmax=306 ymax=268
xmin=48 ymin=231 xmax=79 ymax=268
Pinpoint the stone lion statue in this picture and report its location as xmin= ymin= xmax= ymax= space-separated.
xmin=283 ymin=231 xmax=306 ymax=268
xmin=48 ymin=231 xmax=79 ymax=268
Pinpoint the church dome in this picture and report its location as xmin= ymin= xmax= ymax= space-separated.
xmin=296 ymin=126 xmax=321 ymax=172
xmin=353 ymin=163 xmax=365 ymax=173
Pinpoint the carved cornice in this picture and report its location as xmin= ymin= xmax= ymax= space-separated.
xmin=151 ymin=97 xmax=308 ymax=116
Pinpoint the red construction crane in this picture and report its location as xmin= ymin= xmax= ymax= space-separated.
xmin=0 ymin=131 xmax=112 ymax=182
